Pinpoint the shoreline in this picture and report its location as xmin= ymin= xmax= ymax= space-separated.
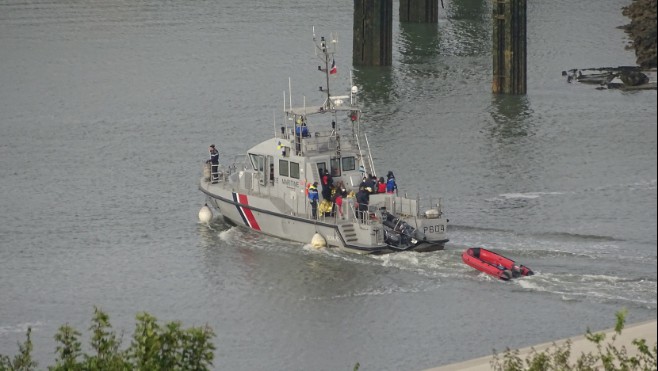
xmin=621 ymin=0 xmax=657 ymax=68
xmin=423 ymin=319 xmax=657 ymax=371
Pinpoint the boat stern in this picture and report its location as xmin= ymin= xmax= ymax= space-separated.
xmin=404 ymin=208 xmax=449 ymax=249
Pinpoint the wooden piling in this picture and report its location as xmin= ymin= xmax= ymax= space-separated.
xmin=492 ymin=0 xmax=527 ymax=94
xmin=353 ymin=0 xmax=393 ymax=66
xmin=400 ymin=0 xmax=439 ymax=23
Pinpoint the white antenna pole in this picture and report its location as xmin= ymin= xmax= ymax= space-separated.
xmin=288 ymin=77 xmax=292 ymax=112
xmin=273 ymin=109 xmax=276 ymax=137
xmin=331 ymin=32 xmax=338 ymax=54
xmin=350 ymin=71 xmax=354 ymax=105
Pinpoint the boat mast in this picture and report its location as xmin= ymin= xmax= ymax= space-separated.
xmin=322 ymin=37 xmax=330 ymax=105
xmin=313 ymin=29 xmax=334 ymax=110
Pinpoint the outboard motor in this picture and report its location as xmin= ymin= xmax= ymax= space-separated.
xmin=381 ymin=210 xmax=420 ymax=246
xmin=384 ymin=229 xmax=400 ymax=246
xmin=382 ymin=211 xmax=398 ymax=229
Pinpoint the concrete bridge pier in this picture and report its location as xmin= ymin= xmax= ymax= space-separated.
xmin=353 ymin=0 xmax=393 ymax=66
xmin=492 ymin=0 xmax=527 ymax=94
xmin=400 ymin=0 xmax=439 ymax=23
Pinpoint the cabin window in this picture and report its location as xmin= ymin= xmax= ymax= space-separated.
xmin=341 ymin=156 xmax=356 ymax=171
xmin=330 ymin=158 xmax=340 ymax=176
xmin=257 ymin=156 xmax=265 ymax=172
xmin=248 ymin=153 xmax=258 ymax=170
xmin=316 ymin=162 xmax=326 ymax=178
xmin=279 ymin=160 xmax=289 ymax=177
xmin=290 ymin=162 xmax=300 ymax=179
xmin=254 ymin=155 xmax=266 ymax=185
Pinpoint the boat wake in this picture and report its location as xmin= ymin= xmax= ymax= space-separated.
xmin=491 ymin=191 xmax=566 ymax=200
xmin=0 ymin=321 xmax=43 ymax=335
xmin=208 ymin=218 xmax=656 ymax=311
xmin=218 ymin=227 xmax=237 ymax=241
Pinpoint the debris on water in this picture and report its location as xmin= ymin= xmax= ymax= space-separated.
xmin=562 ymin=66 xmax=656 ymax=90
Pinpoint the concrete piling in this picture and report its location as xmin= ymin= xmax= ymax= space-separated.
xmin=492 ymin=0 xmax=527 ymax=94
xmin=353 ymin=0 xmax=393 ymax=66
xmin=400 ymin=0 xmax=439 ymax=23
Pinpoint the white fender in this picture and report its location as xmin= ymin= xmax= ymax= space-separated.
xmin=198 ymin=204 xmax=213 ymax=223
xmin=311 ymin=233 xmax=326 ymax=248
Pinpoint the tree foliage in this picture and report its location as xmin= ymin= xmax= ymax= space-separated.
xmin=0 ymin=307 xmax=215 ymax=371
xmin=2 ymin=308 xmax=655 ymax=371
xmin=490 ymin=310 xmax=657 ymax=371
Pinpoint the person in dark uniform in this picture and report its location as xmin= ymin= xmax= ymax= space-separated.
xmin=356 ymin=186 xmax=371 ymax=222
xmin=209 ymin=144 xmax=219 ymax=183
xmin=321 ymin=169 xmax=333 ymax=199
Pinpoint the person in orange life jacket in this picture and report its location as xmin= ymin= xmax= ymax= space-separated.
xmin=377 ymin=177 xmax=386 ymax=193
xmin=386 ymin=171 xmax=397 ymax=194
xmin=308 ymin=182 xmax=319 ymax=219
xmin=208 ymin=144 xmax=219 ymax=183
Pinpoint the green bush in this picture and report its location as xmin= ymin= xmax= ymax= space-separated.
xmin=3 ymin=308 xmax=655 ymax=371
xmin=490 ymin=310 xmax=657 ymax=371
xmin=0 ymin=307 xmax=215 ymax=371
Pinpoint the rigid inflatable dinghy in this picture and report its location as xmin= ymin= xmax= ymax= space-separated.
xmin=462 ymin=247 xmax=534 ymax=281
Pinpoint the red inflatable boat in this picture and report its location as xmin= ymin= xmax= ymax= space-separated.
xmin=462 ymin=247 xmax=534 ymax=281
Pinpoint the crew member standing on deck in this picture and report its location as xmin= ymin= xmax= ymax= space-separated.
xmin=308 ymin=182 xmax=319 ymax=219
xmin=209 ymin=144 xmax=219 ymax=183
xmin=321 ymin=169 xmax=333 ymax=200
xmin=356 ymin=186 xmax=371 ymax=222
xmin=386 ymin=171 xmax=397 ymax=195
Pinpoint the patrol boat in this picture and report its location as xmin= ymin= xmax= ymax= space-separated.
xmin=198 ymin=31 xmax=449 ymax=254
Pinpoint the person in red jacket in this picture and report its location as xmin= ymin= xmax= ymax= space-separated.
xmin=377 ymin=177 xmax=386 ymax=193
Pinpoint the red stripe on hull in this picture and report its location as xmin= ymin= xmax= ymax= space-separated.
xmin=237 ymin=194 xmax=261 ymax=231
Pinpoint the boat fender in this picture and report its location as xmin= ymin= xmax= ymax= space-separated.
xmin=311 ymin=233 xmax=326 ymax=248
xmin=425 ymin=209 xmax=440 ymax=219
xmin=198 ymin=204 xmax=213 ymax=223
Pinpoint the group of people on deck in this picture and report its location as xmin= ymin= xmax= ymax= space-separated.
xmin=309 ymin=169 xmax=348 ymax=220
xmin=308 ymin=168 xmax=397 ymax=220
xmin=359 ymin=171 xmax=397 ymax=195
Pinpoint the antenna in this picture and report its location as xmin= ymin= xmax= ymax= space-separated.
xmin=312 ymin=26 xmax=317 ymax=56
xmin=288 ymin=77 xmax=292 ymax=112
xmin=331 ymin=32 xmax=338 ymax=54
